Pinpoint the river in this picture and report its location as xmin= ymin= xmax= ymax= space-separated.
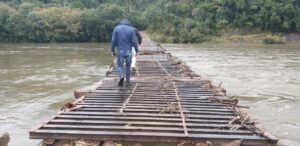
xmin=0 ymin=43 xmax=112 ymax=146
xmin=163 ymin=43 xmax=300 ymax=146
xmin=0 ymin=43 xmax=299 ymax=146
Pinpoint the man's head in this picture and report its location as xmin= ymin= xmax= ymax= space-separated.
xmin=120 ymin=19 xmax=131 ymax=26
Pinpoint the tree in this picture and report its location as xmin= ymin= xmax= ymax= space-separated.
xmin=0 ymin=3 xmax=17 ymax=42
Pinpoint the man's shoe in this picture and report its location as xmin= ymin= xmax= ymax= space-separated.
xmin=118 ymin=78 xmax=124 ymax=86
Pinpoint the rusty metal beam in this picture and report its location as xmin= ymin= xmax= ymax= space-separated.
xmin=173 ymin=82 xmax=188 ymax=136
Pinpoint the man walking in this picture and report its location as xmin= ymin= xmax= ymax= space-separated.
xmin=111 ymin=19 xmax=139 ymax=86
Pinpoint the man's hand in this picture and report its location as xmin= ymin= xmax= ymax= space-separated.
xmin=111 ymin=52 xmax=115 ymax=57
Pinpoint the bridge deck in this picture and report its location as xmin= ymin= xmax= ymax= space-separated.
xmin=29 ymin=34 xmax=278 ymax=145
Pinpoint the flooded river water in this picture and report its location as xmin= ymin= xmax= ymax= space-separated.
xmin=164 ymin=43 xmax=300 ymax=146
xmin=0 ymin=43 xmax=112 ymax=146
xmin=0 ymin=43 xmax=299 ymax=146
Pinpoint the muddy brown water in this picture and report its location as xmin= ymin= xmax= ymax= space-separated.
xmin=163 ymin=43 xmax=300 ymax=146
xmin=0 ymin=43 xmax=111 ymax=146
xmin=0 ymin=43 xmax=299 ymax=146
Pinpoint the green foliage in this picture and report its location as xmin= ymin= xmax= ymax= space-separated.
xmin=23 ymin=7 xmax=83 ymax=42
xmin=0 ymin=0 xmax=299 ymax=43
xmin=0 ymin=3 xmax=17 ymax=42
xmin=0 ymin=2 xmax=127 ymax=42
xmin=70 ymin=1 xmax=84 ymax=9
xmin=144 ymin=0 xmax=300 ymax=43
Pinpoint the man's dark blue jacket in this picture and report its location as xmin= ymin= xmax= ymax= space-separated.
xmin=111 ymin=20 xmax=139 ymax=54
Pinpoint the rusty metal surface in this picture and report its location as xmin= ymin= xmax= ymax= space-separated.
xmin=29 ymin=34 xmax=278 ymax=145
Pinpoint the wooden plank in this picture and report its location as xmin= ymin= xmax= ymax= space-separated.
xmin=31 ymin=130 xmax=266 ymax=140
xmin=42 ymin=125 xmax=185 ymax=133
xmin=32 ymin=129 xmax=186 ymax=138
xmin=49 ymin=119 xmax=184 ymax=127
xmin=74 ymin=108 xmax=234 ymax=115
xmin=30 ymin=133 xmax=274 ymax=146
xmin=56 ymin=115 xmax=230 ymax=124
xmin=77 ymin=103 xmax=230 ymax=109
xmin=63 ymin=111 xmax=235 ymax=119
xmin=78 ymin=105 xmax=231 ymax=112
xmin=57 ymin=115 xmax=182 ymax=122
xmin=89 ymin=92 xmax=214 ymax=95
xmin=41 ymin=125 xmax=254 ymax=134
xmin=48 ymin=119 xmax=242 ymax=128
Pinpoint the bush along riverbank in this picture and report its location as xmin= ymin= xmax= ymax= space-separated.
xmin=149 ymin=32 xmax=300 ymax=44
xmin=219 ymin=33 xmax=289 ymax=44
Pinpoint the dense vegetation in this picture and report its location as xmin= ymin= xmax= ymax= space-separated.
xmin=145 ymin=0 xmax=300 ymax=43
xmin=0 ymin=0 xmax=299 ymax=43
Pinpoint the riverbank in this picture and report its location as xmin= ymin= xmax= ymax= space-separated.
xmin=149 ymin=32 xmax=300 ymax=44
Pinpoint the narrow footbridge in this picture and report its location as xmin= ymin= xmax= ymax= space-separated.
xmin=29 ymin=34 xmax=278 ymax=145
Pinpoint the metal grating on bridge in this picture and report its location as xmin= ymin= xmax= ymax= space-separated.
xmin=29 ymin=33 xmax=278 ymax=146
